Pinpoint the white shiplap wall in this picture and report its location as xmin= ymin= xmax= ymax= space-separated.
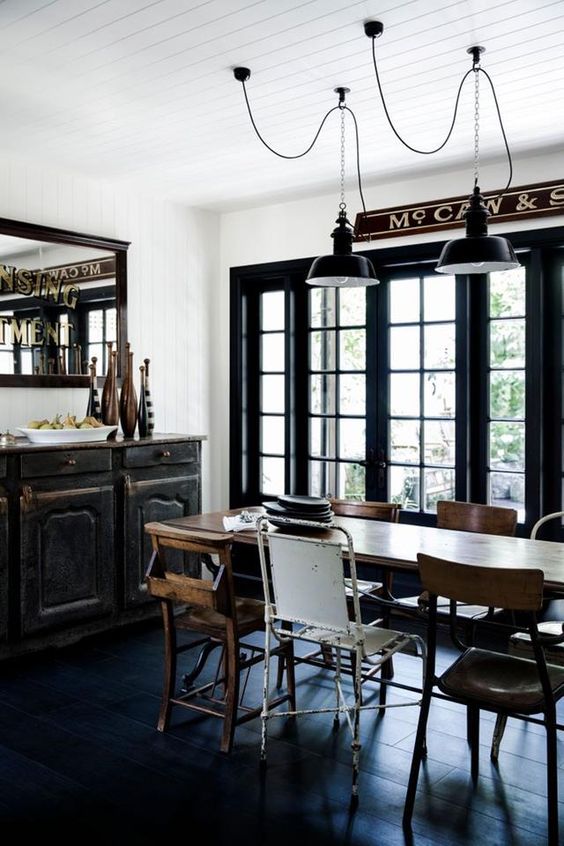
xmin=0 ymin=156 xmax=219 ymax=509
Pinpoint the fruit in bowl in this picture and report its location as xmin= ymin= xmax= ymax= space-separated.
xmin=26 ymin=414 xmax=104 ymax=430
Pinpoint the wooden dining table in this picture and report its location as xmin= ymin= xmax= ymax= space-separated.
xmin=161 ymin=507 xmax=564 ymax=593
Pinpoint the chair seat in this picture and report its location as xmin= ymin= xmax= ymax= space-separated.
xmin=344 ymin=577 xmax=383 ymax=598
xmin=439 ymin=647 xmax=564 ymax=713
xmin=291 ymin=623 xmax=412 ymax=658
xmin=400 ymin=592 xmax=498 ymax=620
xmin=177 ymin=596 xmax=265 ymax=638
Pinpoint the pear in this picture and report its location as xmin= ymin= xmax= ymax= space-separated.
xmin=27 ymin=418 xmax=48 ymax=429
xmin=84 ymin=416 xmax=103 ymax=428
xmin=79 ymin=422 xmax=94 ymax=429
xmin=39 ymin=422 xmax=53 ymax=429
xmin=63 ymin=413 xmax=77 ymax=429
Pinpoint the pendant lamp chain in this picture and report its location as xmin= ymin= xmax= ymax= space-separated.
xmin=339 ymin=104 xmax=346 ymax=211
xmin=473 ymin=61 xmax=480 ymax=187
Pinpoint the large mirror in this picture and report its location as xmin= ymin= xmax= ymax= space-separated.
xmin=0 ymin=217 xmax=129 ymax=387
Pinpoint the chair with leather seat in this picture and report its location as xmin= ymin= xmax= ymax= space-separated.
xmin=144 ymin=521 xmax=295 ymax=754
xmin=400 ymin=500 xmax=517 ymax=624
xmin=403 ymin=553 xmax=564 ymax=846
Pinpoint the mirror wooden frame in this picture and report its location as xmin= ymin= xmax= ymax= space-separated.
xmin=0 ymin=216 xmax=129 ymax=388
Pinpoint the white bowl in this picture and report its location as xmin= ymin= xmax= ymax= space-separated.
xmin=17 ymin=425 xmax=118 ymax=444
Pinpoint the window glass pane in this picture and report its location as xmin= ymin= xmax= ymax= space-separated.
xmin=88 ymin=310 xmax=103 ymax=343
xmin=424 ymin=372 xmax=455 ymax=417
xmin=490 ymin=371 xmax=525 ymax=419
xmin=106 ymin=308 xmax=117 ymax=343
xmin=490 ymin=320 xmax=525 ymax=368
xmin=389 ymin=278 xmax=419 ymax=324
xmin=310 ymin=330 xmax=336 ymax=370
xmin=310 ymin=288 xmax=336 ymax=328
xmin=261 ymin=333 xmax=284 ymax=372
xmin=490 ymin=471 xmax=524 ymax=518
xmin=389 ymin=466 xmax=420 ymax=510
xmin=261 ymin=375 xmax=285 ymax=413
xmin=261 ymin=291 xmax=285 ymax=330
xmin=310 ymin=374 xmax=336 ymax=414
xmin=390 ymin=419 xmax=420 ymax=464
xmin=261 ymin=416 xmax=285 ymax=455
xmin=390 ymin=326 xmax=420 ymax=370
xmin=339 ymin=329 xmax=365 ymax=370
xmin=338 ymin=463 xmax=365 ymax=499
xmin=309 ymin=460 xmax=336 ymax=498
xmin=489 ymin=421 xmax=525 ymax=472
xmin=423 ymin=323 xmax=455 ymax=369
xmin=310 ymin=417 xmax=336 ymax=458
xmin=424 ymin=468 xmax=455 ymax=512
xmin=88 ymin=343 xmax=103 ymax=365
xmin=424 ymin=275 xmax=455 ymax=322
xmin=261 ymin=457 xmax=285 ymax=496
xmin=20 ymin=349 xmax=33 ymax=375
xmin=390 ymin=373 xmax=420 ymax=416
xmin=424 ymin=420 xmax=455 ymax=465
xmin=489 ymin=268 xmax=526 ymax=318
xmin=339 ymin=419 xmax=365 ymax=460
xmin=339 ymin=287 xmax=365 ymax=326
xmin=340 ymin=373 xmax=365 ymax=415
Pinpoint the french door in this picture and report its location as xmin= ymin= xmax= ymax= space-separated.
xmin=231 ymin=230 xmax=564 ymax=530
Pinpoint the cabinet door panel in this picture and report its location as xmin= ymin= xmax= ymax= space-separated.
xmin=124 ymin=475 xmax=199 ymax=607
xmin=0 ymin=498 xmax=8 ymax=643
xmin=20 ymin=486 xmax=114 ymax=635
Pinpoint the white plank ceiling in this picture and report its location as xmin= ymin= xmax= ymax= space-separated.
xmin=0 ymin=0 xmax=562 ymax=210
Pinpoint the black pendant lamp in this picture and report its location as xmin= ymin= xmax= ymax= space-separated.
xmin=306 ymin=88 xmax=378 ymax=288
xmin=306 ymin=208 xmax=378 ymax=287
xmin=436 ymin=47 xmax=519 ymax=275
xmin=436 ymin=185 xmax=519 ymax=274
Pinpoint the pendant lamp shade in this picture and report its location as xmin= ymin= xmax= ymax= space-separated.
xmin=306 ymin=210 xmax=379 ymax=287
xmin=436 ymin=186 xmax=519 ymax=274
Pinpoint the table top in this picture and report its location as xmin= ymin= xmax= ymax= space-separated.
xmin=159 ymin=508 xmax=564 ymax=591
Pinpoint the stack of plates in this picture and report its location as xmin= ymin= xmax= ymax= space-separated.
xmin=263 ymin=495 xmax=334 ymax=528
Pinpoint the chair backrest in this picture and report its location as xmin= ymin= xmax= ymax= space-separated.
xmin=418 ymin=553 xmax=544 ymax=611
xmin=436 ymin=500 xmax=517 ymax=536
xmin=531 ymin=511 xmax=564 ymax=540
xmin=144 ymin=523 xmax=233 ymax=617
xmin=329 ymin=498 xmax=400 ymax=522
xmin=257 ymin=520 xmax=357 ymax=633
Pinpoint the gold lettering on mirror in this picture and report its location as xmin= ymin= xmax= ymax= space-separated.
xmin=0 ymin=219 xmax=128 ymax=387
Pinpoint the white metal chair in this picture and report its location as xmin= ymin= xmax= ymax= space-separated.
xmin=491 ymin=511 xmax=564 ymax=760
xmin=256 ymin=516 xmax=426 ymax=806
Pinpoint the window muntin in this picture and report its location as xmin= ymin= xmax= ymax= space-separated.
xmin=487 ymin=267 xmax=526 ymax=520
xmin=308 ymin=287 xmax=366 ymax=499
xmin=388 ymin=275 xmax=456 ymax=512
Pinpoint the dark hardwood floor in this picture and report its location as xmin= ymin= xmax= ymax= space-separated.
xmin=0 ymin=619 xmax=561 ymax=845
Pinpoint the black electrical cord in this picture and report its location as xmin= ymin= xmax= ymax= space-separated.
xmin=370 ymin=37 xmax=513 ymax=197
xmin=478 ymin=66 xmax=513 ymax=197
xmin=237 ymin=78 xmax=370 ymax=239
xmin=370 ymin=36 xmax=473 ymax=155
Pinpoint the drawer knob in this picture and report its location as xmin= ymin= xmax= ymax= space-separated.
xmin=160 ymin=450 xmax=171 ymax=458
xmin=65 ymin=458 xmax=77 ymax=466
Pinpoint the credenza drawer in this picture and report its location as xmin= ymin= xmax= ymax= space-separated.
xmin=20 ymin=449 xmax=112 ymax=478
xmin=123 ymin=441 xmax=198 ymax=469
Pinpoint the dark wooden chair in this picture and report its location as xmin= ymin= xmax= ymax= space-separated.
xmin=403 ymin=553 xmax=564 ymax=846
xmin=144 ymin=522 xmax=295 ymax=753
xmin=401 ymin=500 xmax=518 ymax=622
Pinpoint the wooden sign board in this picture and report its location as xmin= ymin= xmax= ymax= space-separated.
xmin=353 ymin=180 xmax=564 ymax=241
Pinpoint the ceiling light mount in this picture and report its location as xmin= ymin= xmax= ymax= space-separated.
xmin=467 ymin=45 xmax=486 ymax=66
xmin=233 ymin=66 xmax=251 ymax=82
xmin=334 ymin=86 xmax=350 ymax=106
xmin=364 ymin=20 xmax=384 ymax=39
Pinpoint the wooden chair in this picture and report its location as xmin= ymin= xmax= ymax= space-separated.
xmin=490 ymin=511 xmax=564 ymax=760
xmin=257 ymin=517 xmax=425 ymax=807
xmin=401 ymin=500 xmax=518 ymax=622
xmin=403 ymin=553 xmax=564 ymax=846
xmin=144 ymin=522 xmax=295 ymax=753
